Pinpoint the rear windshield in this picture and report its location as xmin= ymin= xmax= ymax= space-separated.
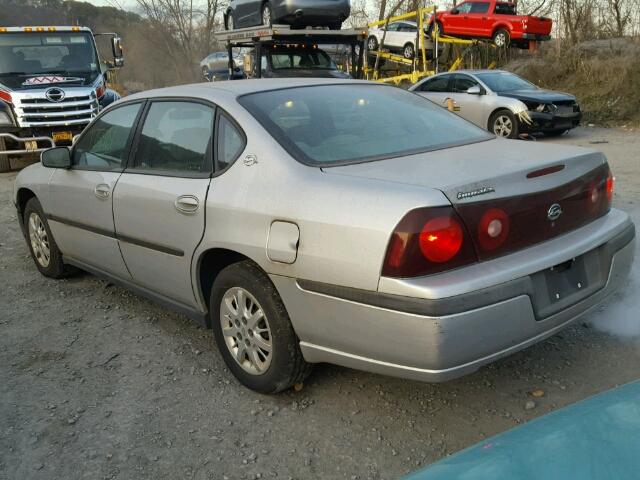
xmin=269 ymin=49 xmax=335 ymax=70
xmin=238 ymin=84 xmax=491 ymax=166
xmin=495 ymin=2 xmax=517 ymax=14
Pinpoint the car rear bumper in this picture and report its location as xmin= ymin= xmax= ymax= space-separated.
xmin=271 ymin=210 xmax=634 ymax=382
xmin=523 ymin=110 xmax=582 ymax=133
xmin=272 ymin=0 xmax=351 ymax=25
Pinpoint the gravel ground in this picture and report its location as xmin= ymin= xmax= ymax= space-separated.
xmin=1 ymin=126 xmax=639 ymax=480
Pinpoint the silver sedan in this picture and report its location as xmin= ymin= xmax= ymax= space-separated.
xmin=13 ymin=79 xmax=634 ymax=393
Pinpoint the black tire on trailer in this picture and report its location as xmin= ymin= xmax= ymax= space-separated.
xmin=225 ymin=12 xmax=234 ymax=31
xmin=367 ymin=35 xmax=379 ymax=52
xmin=261 ymin=2 xmax=273 ymax=26
xmin=327 ymin=21 xmax=342 ymax=30
xmin=403 ymin=42 xmax=415 ymax=59
xmin=493 ymin=28 xmax=510 ymax=48
xmin=210 ymin=260 xmax=312 ymax=393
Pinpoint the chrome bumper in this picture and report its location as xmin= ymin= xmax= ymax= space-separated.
xmin=271 ymin=212 xmax=635 ymax=382
xmin=0 ymin=132 xmax=54 ymax=156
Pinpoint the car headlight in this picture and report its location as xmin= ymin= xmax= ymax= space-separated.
xmin=0 ymin=111 xmax=13 ymax=125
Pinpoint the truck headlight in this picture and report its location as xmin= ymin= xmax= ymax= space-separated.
xmin=0 ymin=111 xmax=13 ymax=125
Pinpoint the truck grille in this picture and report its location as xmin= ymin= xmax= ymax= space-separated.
xmin=12 ymin=89 xmax=99 ymax=128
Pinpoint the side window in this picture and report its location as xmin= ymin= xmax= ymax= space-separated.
xmin=216 ymin=113 xmax=245 ymax=171
xmin=453 ymin=75 xmax=479 ymax=93
xmin=72 ymin=102 xmax=141 ymax=170
xmin=495 ymin=3 xmax=517 ymax=14
xmin=456 ymin=3 xmax=473 ymax=13
xmin=419 ymin=76 xmax=451 ymax=92
xmin=385 ymin=23 xmax=399 ymax=31
xmin=132 ymin=101 xmax=214 ymax=174
xmin=469 ymin=2 xmax=490 ymax=13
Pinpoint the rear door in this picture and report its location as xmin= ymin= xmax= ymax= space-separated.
xmin=381 ymin=22 xmax=402 ymax=48
xmin=46 ymin=101 xmax=143 ymax=278
xmin=112 ymin=99 xmax=215 ymax=307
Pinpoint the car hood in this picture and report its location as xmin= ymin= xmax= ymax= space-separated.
xmin=499 ymin=89 xmax=576 ymax=103
xmin=0 ymin=71 xmax=100 ymax=91
xmin=323 ymin=138 xmax=605 ymax=204
xmin=404 ymin=380 xmax=640 ymax=479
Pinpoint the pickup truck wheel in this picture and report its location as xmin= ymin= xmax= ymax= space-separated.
xmin=490 ymin=109 xmax=519 ymax=139
xmin=24 ymin=198 xmax=74 ymax=278
xmin=493 ymin=28 xmax=510 ymax=48
xmin=403 ymin=42 xmax=415 ymax=59
xmin=367 ymin=35 xmax=378 ymax=51
xmin=435 ymin=21 xmax=444 ymax=36
xmin=211 ymin=260 xmax=312 ymax=393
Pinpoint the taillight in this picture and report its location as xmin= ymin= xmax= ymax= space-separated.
xmin=606 ymin=169 xmax=614 ymax=204
xmin=477 ymin=208 xmax=510 ymax=251
xmin=0 ymin=90 xmax=12 ymax=104
xmin=382 ymin=207 xmax=477 ymax=278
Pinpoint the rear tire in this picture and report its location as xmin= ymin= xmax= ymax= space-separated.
xmin=489 ymin=109 xmax=519 ymax=139
xmin=403 ymin=42 xmax=415 ymax=59
xmin=327 ymin=21 xmax=342 ymax=30
xmin=367 ymin=35 xmax=379 ymax=51
xmin=23 ymin=197 xmax=74 ymax=278
xmin=210 ymin=260 xmax=312 ymax=393
xmin=493 ymin=28 xmax=510 ymax=48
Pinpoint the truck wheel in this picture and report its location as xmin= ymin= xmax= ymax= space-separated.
xmin=403 ymin=42 xmax=415 ymax=59
xmin=261 ymin=2 xmax=272 ymax=26
xmin=493 ymin=28 xmax=510 ymax=48
xmin=367 ymin=36 xmax=379 ymax=51
xmin=489 ymin=109 xmax=519 ymax=139
xmin=327 ymin=21 xmax=342 ymax=30
xmin=0 ymin=137 xmax=10 ymax=173
xmin=24 ymin=197 xmax=75 ymax=278
xmin=210 ymin=260 xmax=312 ymax=393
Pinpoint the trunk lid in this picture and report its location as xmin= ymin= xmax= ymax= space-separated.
xmin=325 ymin=138 xmax=611 ymax=261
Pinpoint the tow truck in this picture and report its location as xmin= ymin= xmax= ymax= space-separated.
xmin=0 ymin=26 xmax=124 ymax=172
xmin=213 ymin=24 xmax=367 ymax=79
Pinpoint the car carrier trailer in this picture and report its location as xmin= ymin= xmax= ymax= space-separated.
xmin=213 ymin=25 xmax=367 ymax=79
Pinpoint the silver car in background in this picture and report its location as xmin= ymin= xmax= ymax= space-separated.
xmin=14 ymin=79 xmax=634 ymax=393
xmin=410 ymin=70 xmax=583 ymax=138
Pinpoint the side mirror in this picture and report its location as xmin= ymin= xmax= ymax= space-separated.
xmin=41 ymin=147 xmax=71 ymax=168
xmin=466 ymin=85 xmax=482 ymax=95
xmin=111 ymin=36 xmax=124 ymax=68
xmin=451 ymin=7 xmax=459 ymax=14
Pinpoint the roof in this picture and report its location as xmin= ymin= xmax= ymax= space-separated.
xmin=126 ymin=78 xmax=380 ymax=101
xmin=437 ymin=69 xmax=508 ymax=75
xmin=0 ymin=26 xmax=92 ymax=33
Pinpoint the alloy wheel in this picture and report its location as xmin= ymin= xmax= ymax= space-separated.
xmin=404 ymin=44 xmax=414 ymax=59
xmin=493 ymin=115 xmax=513 ymax=137
xmin=28 ymin=212 xmax=50 ymax=268
xmin=367 ymin=37 xmax=377 ymax=51
xmin=495 ymin=32 xmax=507 ymax=47
xmin=220 ymin=287 xmax=273 ymax=375
xmin=262 ymin=5 xmax=271 ymax=26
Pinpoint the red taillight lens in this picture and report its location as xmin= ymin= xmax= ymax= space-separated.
xmin=419 ymin=216 xmax=463 ymax=262
xmin=606 ymin=170 xmax=614 ymax=204
xmin=477 ymin=208 xmax=510 ymax=251
xmin=0 ymin=90 xmax=12 ymax=104
xmin=382 ymin=207 xmax=477 ymax=278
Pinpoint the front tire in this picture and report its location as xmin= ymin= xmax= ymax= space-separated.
xmin=211 ymin=260 xmax=311 ymax=393
xmin=489 ymin=109 xmax=519 ymax=139
xmin=24 ymin=197 xmax=73 ymax=278
xmin=493 ymin=28 xmax=510 ymax=48
xmin=403 ymin=42 xmax=415 ymax=59
xmin=367 ymin=35 xmax=379 ymax=52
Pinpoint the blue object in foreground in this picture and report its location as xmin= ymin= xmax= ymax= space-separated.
xmin=405 ymin=381 xmax=640 ymax=480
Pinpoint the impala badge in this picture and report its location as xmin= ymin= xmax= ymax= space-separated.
xmin=547 ymin=203 xmax=563 ymax=221
xmin=456 ymin=186 xmax=495 ymax=200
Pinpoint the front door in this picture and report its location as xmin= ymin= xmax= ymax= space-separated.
xmin=447 ymin=74 xmax=488 ymax=127
xmin=46 ymin=102 xmax=143 ymax=278
xmin=113 ymin=100 xmax=215 ymax=307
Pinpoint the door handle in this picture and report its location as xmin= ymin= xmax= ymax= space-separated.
xmin=94 ymin=183 xmax=111 ymax=200
xmin=175 ymin=195 xmax=200 ymax=214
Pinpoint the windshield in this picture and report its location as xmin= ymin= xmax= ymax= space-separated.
xmin=238 ymin=84 xmax=491 ymax=166
xmin=269 ymin=49 xmax=336 ymax=70
xmin=475 ymin=72 xmax=537 ymax=92
xmin=0 ymin=32 xmax=100 ymax=76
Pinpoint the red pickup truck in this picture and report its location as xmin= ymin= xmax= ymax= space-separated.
xmin=431 ymin=0 xmax=552 ymax=48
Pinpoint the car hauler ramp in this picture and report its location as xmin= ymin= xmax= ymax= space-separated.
xmin=214 ymin=25 xmax=367 ymax=79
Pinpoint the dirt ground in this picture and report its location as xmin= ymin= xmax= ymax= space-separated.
xmin=1 ymin=126 xmax=639 ymax=480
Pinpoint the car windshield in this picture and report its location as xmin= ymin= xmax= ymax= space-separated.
xmin=475 ymin=72 xmax=537 ymax=92
xmin=0 ymin=32 xmax=100 ymax=76
xmin=238 ymin=84 xmax=492 ymax=166
xmin=269 ymin=49 xmax=336 ymax=70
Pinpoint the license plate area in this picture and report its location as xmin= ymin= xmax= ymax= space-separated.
xmin=530 ymin=245 xmax=608 ymax=320
xmin=52 ymin=131 xmax=73 ymax=144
